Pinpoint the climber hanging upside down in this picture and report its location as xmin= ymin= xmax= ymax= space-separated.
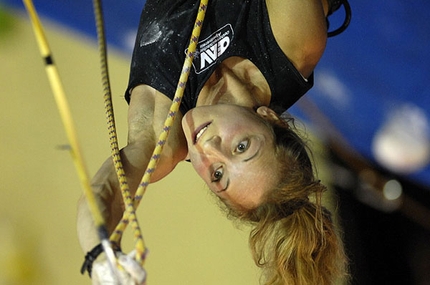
xmin=78 ymin=0 xmax=351 ymax=284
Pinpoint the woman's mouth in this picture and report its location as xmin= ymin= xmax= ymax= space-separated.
xmin=193 ymin=122 xmax=211 ymax=144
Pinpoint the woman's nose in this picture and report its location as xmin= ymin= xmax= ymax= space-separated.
xmin=202 ymin=136 xmax=225 ymax=157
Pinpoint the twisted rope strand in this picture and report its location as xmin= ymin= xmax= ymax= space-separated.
xmin=109 ymin=1 xmax=209 ymax=262
xmin=26 ymin=0 xmax=209 ymax=277
xmin=92 ymin=0 xmax=146 ymax=264
xmin=22 ymin=0 xmax=119 ymax=275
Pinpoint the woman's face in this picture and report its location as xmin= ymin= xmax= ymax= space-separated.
xmin=181 ymin=104 xmax=279 ymax=209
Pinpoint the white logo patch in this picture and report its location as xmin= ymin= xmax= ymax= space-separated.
xmin=187 ymin=24 xmax=234 ymax=74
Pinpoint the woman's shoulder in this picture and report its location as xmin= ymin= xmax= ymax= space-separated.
xmin=265 ymin=0 xmax=328 ymax=78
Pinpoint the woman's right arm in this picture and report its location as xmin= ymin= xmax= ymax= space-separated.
xmin=77 ymin=84 xmax=188 ymax=253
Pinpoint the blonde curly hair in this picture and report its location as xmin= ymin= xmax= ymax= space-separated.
xmin=222 ymin=115 xmax=348 ymax=285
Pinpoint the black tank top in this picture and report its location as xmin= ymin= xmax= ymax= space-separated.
xmin=125 ymin=0 xmax=313 ymax=114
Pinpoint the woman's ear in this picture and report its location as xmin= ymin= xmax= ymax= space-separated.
xmin=256 ymin=106 xmax=280 ymax=121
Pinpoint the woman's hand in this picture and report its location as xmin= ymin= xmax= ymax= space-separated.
xmin=92 ymin=250 xmax=147 ymax=285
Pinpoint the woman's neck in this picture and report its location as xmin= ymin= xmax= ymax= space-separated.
xmin=196 ymin=57 xmax=271 ymax=108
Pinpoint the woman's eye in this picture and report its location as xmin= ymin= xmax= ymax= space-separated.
xmin=212 ymin=168 xmax=223 ymax=182
xmin=235 ymin=139 xmax=249 ymax=153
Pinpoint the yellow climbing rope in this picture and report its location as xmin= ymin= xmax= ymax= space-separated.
xmin=22 ymin=0 xmax=119 ymax=273
xmin=108 ymin=0 xmax=209 ymax=265
xmin=92 ymin=0 xmax=147 ymax=264
xmin=24 ymin=0 xmax=209 ymax=276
